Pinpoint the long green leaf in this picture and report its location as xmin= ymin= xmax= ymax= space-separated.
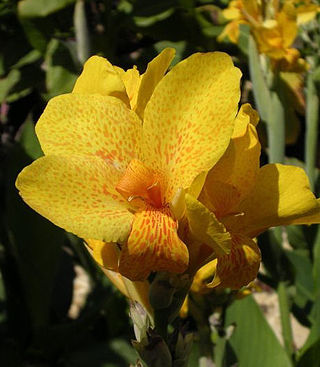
xmin=225 ymin=296 xmax=292 ymax=367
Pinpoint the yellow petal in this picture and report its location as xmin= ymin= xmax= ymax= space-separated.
xmin=117 ymin=66 xmax=142 ymax=110
xmin=222 ymin=0 xmax=243 ymax=21
xmin=224 ymin=164 xmax=320 ymax=237
xmin=135 ymin=48 xmax=175 ymax=119
xmin=179 ymin=295 xmax=189 ymax=318
xmin=118 ymin=208 xmax=189 ymax=281
xmin=297 ymin=4 xmax=320 ymax=24
xmin=85 ymin=239 xmax=119 ymax=271
xmin=185 ymin=194 xmax=232 ymax=257
xmin=72 ymin=55 xmax=129 ymax=106
xmin=207 ymin=235 xmax=261 ymax=289
xmin=16 ymin=155 xmax=133 ymax=242
xmin=218 ymin=21 xmax=241 ymax=43
xmin=139 ymin=52 xmax=241 ymax=202
xmin=191 ymin=259 xmax=218 ymax=294
xmin=36 ymin=94 xmax=142 ymax=172
xmin=200 ymin=104 xmax=261 ymax=217
xmin=94 ymin=265 xmax=153 ymax=318
xmin=277 ymin=3 xmax=298 ymax=49
xmin=85 ymin=242 xmax=152 ymax=317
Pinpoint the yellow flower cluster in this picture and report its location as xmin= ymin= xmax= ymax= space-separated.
xmin=16 ymin=50 xmax=320 ymax=311
xmin=219 ymin=0 xmax=319 ymax=71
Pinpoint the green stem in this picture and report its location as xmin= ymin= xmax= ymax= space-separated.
xmin=189 ymin=297 xmax=215 ymax=367
xmin=248 ymin=36 xmax=271 ymax=123
xmin=278 ymin=281 xmax=294 ymax=358
xmin=266 ymin=89 xmax=286 ymax=164
xmin=198 ymin=325 xmax=216 ymax=367
xmin=248 ymin=35 xmax=285 ymax=164
xmin=305 ymin=71 xmax=319 ymax=191
xmin=154 ymin=309 xmax=169 ymax=342
xmin=74 ymin=0 xmax=90 ymax=64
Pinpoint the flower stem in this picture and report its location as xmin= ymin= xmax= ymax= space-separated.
xmin=74 ymin=0 xmax=90 ymax=64
xmin=266 ymin=88 xmax=286 ymax=164
xmin=278 ymin=281 xmax=294 ymax=358
xmin=248 ymin=35 xmax=285 ymax=163
xmin=305 ymin=71 xmax=319 ymax=191
xmin=198 ymin=325 xmax=216 ymax=367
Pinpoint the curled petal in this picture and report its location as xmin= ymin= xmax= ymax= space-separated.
xmin=85 ymin=239 xmax=119 ymax=271
xmin=119 ymin=208 xmax=189 ymax=281
xmin=207 ymin=235 xmax=261 ymax=290
xmin=86 ymin=243 xmax=153 ymax=318
xmin=191 ymin=259 xmax=218 ymax=294
xmin=185 ymin=194 xmax=231 ymax=257
xmin=72 ymin=55 xmax=129 ymax=105
xmin=135 ymin=47 xmax=175 ymax=119
xmin=115 ymin=66 xmax=142 ymax=110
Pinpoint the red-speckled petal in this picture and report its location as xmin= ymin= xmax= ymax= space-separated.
xmin=118 ymin=208 xmax=189 ymax=280
xmin=16 ymin=154 xmax=133 ymax=243
xmin=36 ymin=94 xmax=142 ymax=172
xmin=139 ymin=52 xmax=241 ymax=202
xmin=207 ymin=235 xmax=261 ymax=289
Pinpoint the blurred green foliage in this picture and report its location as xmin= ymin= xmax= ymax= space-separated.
xmin=0 ymin=0 xmax=320 ymax=366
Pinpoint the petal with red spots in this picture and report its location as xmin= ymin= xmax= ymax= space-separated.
xmin=207 ymin=235 xmax=261 ymax=289
xmin=36 ymin=94 xmax=142 ymax=172
xmin=16 ymin=154 xmax=133 ymax=243
xmin=138 ymin=52 xmax=241 ymax=202
xmin=119 ymin=208 xmax=189 ymax=281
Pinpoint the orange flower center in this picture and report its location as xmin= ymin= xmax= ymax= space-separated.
xmin=116 ymin=159 xmax=164 ymax=209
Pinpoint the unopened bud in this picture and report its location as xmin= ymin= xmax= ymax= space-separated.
xmin=133 ymin=329 xmax=172 ymax=367
xmin=130 ymin=301 xmax=150 ymax=342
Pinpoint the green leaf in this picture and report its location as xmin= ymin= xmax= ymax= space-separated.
xmin=18 ymin=17 xmax=52 ymax=53
xmin=0 ymin=69 xmax=21 ymax=103
xmin=154 ymin=40 xmax=187 ymax=66
xmin=301 ymin=227 xmax=320 ymax=352
xmin=286 ymin=225 xmax=309 ymax=250
xmin=4 ymin=123 xmax=64 ymax=329
xmin=248 ymin=35 xmax=271 ymax=123
xmin=285 ymin=249 xmax=314 ymax=306
xmin=19 ymin=119 xmax=43 ymax=160
xmin=312 ymin=226 xmax=320 ymax=292
xmin=18 ymin=0 xmax=76 ymax=18
xmin=66 ymin=340 xmax=137 ymax=367
xmin=225 ymin=296 xmax=292 ymax=367
xmin=238 ymin=24 xmax=250 ymax=55
xmin=11 ymin=49 xmax=42 ymax=69
xmin=45 ymin=39 xmax=79 ymax=98
xmin=297 ymin=338 xmax=320 ymax=367
xmin=3 ymin=64 xmax=44 ymax=103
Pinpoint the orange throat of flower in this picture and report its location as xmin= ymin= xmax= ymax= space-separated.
xmin=116 ymin=159 xmax=165 ymax=209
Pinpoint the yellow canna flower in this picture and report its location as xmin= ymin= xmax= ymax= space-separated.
xmin=251 ymin=3 xmax=309 ymax=71
xmin=218 ymin=0 xmax=262 ymax=43
xmin=219 ymin=1 xmax=313 ymax=71
xmin=16 ymin=50 xmax=241 ymax=281
xmin=290 ymin=0 xmax=320 ymax=24
xmin=186 ymin=103 xmax=320 ymax=289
